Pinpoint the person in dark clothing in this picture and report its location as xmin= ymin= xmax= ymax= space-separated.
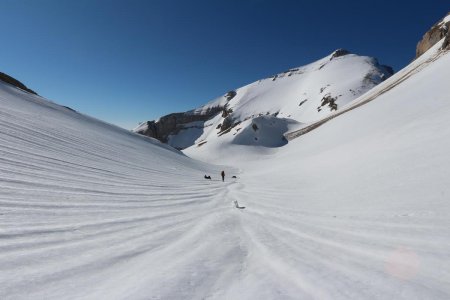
xmin=221 ymin=170 xmax=225 ymax=182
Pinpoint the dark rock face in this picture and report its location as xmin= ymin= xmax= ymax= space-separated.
xmin=135 ymin=106 xmax=223 ymax=144
xmin=225 ymin=90 xmax=237 ymax=101
xmin=317 ymin=94 xmax=338 ymax=112
xmin=217 ymin=115 xmax=234 ymax=134
xmin=136 ymin=90 xmax=238 ymax=147
xmin=381 ymin=65 xmax=394 ymax=76
xmin=222 ymin=108 xmax=233 ymax=118
xmin=416 ymin=12 xmax=450 ymax=58
xmin=0 ymin=72 xmax=37 ymax=95
xmin=330 ymin=49 xmax=351 ymax=60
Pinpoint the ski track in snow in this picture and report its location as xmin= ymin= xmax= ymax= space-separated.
xmin=0 ymin=86 xmax=240 ymax=299
xmin=2 ymin=90 xmax=450 ymax=299
xmin=225 ymin=179 xmax=450 ymax=299
xmin=183 ymin=44 xmax=450 ymax=299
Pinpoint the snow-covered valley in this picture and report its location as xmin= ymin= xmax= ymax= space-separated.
xmin=2 ymin=13 xmax=450 ymax=300
xmin=0 ymin=82 xmax=237 ymax=299
xmin=184 ymin=39 xmax=450 ymax=299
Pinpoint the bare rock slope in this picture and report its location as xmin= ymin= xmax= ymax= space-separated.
xmin=416 ymin=12 xmax=450 ymax=58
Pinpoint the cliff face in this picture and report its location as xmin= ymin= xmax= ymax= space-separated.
xmin=133 ymin=92 xmax=238 ymax=149
xmin=0 ymin=72 xmax=37 ymax=95
xmin=416 ymin=12 xmax=450 ymax=59
xmin=134 ymin=106 xmax=224 ymax=147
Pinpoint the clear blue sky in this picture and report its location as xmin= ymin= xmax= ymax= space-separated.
xmin=0 ymin=0 xmax=448 ymax=129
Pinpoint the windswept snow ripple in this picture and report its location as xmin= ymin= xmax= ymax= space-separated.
xmin=2 ymin=47 xmax=450 ymax=299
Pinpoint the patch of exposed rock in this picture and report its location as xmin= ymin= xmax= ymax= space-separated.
xmin=0 ymin=72 xmax=37 ymax=95
xmin=317 ymin=94 xmax=338 ymax=112
xmin=330 ymin=49 xmax=351 ymax=60
xmin=224 ymin=90 xmax=237 ymax=101
xmin=135 ymin=106 xmax=223 ymax=144
xmin=135 ymin=90 xmax=237 ymax=147
xmin=416 ymin=12 xmax=450 ymax=58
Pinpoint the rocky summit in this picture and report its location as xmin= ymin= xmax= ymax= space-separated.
xmin=416 ymin=12 xmax=450 ymax=58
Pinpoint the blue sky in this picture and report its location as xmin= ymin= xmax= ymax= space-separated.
xmin=0 ymin=0 xmax=448 ymax=129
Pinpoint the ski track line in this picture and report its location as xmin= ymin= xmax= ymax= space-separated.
xmin=223 ymin=173 xmax=450 ymax=299
xmin=0 ymin=94 xmax=241 ymax=300
xmin=2 ymin=70 xmax=450 ymax=299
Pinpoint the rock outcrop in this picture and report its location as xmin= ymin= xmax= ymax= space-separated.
xmin=135 ymin=90 xmax=237 ymax=148
xmin=134 ymin=106 xmax=223 ymax=144
xmin=0 ymin=72 xmax=37 ymax=95
xmin=416 ymin=12 xmax=450 ymax=59
xmin=330 ymin=49 xmax=350 ymax=60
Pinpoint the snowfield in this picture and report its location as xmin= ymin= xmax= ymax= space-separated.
xmin=186 ymin=41 xmax=450 ymax=299
xmin=2 ymin=41 xmax=450 ymax=300
xmin=0 ymin=83 xmax=235 ymax=299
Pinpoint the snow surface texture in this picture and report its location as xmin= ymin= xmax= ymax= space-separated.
xmin=0 ymin=83 xmax=233 ymax=299
xmin=136 ymin=50 xmax=392 ymax=150
xmin=185 ymin=39 xmax=450 ymax=299
xmin=1 ymin=46 xmax=450 ymax=300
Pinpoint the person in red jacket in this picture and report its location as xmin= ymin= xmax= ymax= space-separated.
xmin=221 ymin=170 xmax=225 ymax=182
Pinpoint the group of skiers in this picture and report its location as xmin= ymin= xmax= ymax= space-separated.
xmin=204 ymin=170 xmax=226 ymax=182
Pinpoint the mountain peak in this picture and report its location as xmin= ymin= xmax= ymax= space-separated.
xmin=330 ymin=49 xmax=351 ymax=60
xmin=135 ymin=52 xmax=392 ymax=150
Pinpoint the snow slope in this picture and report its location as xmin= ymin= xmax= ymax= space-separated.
xmin=188 ymin=51 xmax=392 ymax=150
xmin=185 ymin=34 xmax=450 ymax=299
xmin=0 ymin=82 xmax=240 ymax=299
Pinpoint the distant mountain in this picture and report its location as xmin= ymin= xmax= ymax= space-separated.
xmin=283 ymin=12 xmax=450 ymax=143
xmin=134 ymin=49 xmax=393 ymax=149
